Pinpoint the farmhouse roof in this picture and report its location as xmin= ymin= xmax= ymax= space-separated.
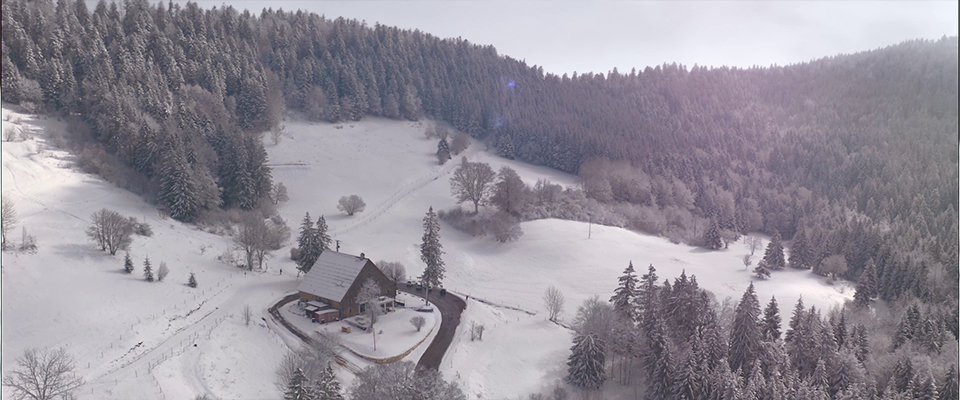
xmin=298 ymin=251 xmax=371 ymax=302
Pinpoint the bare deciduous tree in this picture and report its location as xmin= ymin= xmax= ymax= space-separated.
xmin=157 ymin=262 xmax=170 ymax=282
xmin=357 ymin=278 xmax=383 ymax=331
xmin=543 ymin=286 xmax=565 ymax=322
xmin=271 ymin=123 xmax=285 ymax=145
xmin=337 ymin=195 xmax=366 ymax=216
xmin=379 ymin=260 xmax=407 ymax=283
xmin=87 ymin=209 xmax=134 ymax=255
xmin=745 ymin=235 xmax=763 ymax=256
xmin=450 ymin=132 xmax=470 ymax=155
xmin=271 ymin=182 xmax=289 ymax=205
xmin=449 ymin=157 xmax=496 ymax=213
xmin=470 ymin=321 xmax=485 ymax=341
xmin=820 ymin=254 xmax=849 ymax=281
xmin=2 ymin=197 xmax=18 ymax=250
xmin=490 ymin=211 xmax=523 ymax=243
xmin=410 ymin=315 xmax=426 ymax=332
xmin=235 ymin=212 xmax=290 ymax=270
xmin=243 ymin=304 xmax=252 ymax=326
xmin=2 ymin=347 xmax=84 ymax=400
xmin=742 ymin=254 xmax=753 ymax=270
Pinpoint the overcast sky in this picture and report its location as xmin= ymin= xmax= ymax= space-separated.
xmin=190 ymin=1 xmax=958 ymax=74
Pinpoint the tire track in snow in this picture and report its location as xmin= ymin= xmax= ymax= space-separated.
xmin=84 ymin=280 xmax=290 ymax=399
xmin=328 ymin=147 xmax=478 ymax=237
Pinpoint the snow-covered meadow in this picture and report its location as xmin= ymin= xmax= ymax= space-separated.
xmin=1 ymin=105 xmax=853 ymax=399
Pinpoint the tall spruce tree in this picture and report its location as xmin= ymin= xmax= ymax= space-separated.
xmin=729 ymin=283 xmax=762 ymax=377
xmin=789 ymin=229 xmax=813 ymax=269
xmin=157 ymin=146 xmax=201 ymax=222
xmin=893 ymin=358 xmax=915 ymax=393
xmin=420 ymin=207 xmax=445 ymax=290
xmin=643 ymin=318 xmax=674 ymax=400
xmin=565 ymin=332 xmax=606 ymax=391
xmin=705 ymin=218 xmax=723 ymax=250
xmin=854 ymin=259 xmax=879 ymax=307
xmin=316 ymin=216 xmax=332 ymax=253
xmin=635 ymin=264 xmax=659 ymax=328
xmin=762 ymin=296 xmax=782 ymax=341
xmin=785 ymin=297 xmax=805 ymax=344
xmin=296 ymin=213 xmax=321 ymax=273
xmin=940 ymin=365 xmax=959 ymax=400
xmin=610 ymin=261 xmax=638 ymax=322
xmin=763 ymin=232 xmax=786 ymax=270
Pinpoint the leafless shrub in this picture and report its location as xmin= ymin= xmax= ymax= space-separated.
xmin=337 ymin=195 xmax=366 ymax=216
xmin=470 ymin=321 xmax=485 ymax=341
xmin=543 ymin=286 xmax=565 ymax=322
xmin=490 ymin=211 xmax=523 ymax=243
xmin=745 ymin=234 xmax=763 ymax=256
xmin=4 ymin=126 xmax=17 ymax=142
xmin=157 ymin=262 xmax=170 ymax=282
xmin=18 ymin=227 xmax=37 ymax=254
xmin=127 ymin=217 xmax=153 ymax=237
xmin=271 ymin=182 xmax=289 ymax=205
xmin=450 ymin=132 xmax=470 ymax=155
xmin=271 ymin=123 xmax=285 ymax=145
xmin=411 ymin=315 xmax=426 ymax=332
xmin=2 ymin=197 xmax=17 ymax=250
xmin=379 ymin=260 xmax=407 ymax=283
xmin=243 ymin=304 xmax=252 ymax=326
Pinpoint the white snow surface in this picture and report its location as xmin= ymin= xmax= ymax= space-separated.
xmin=1 ymin=108 xmax=852 ymax=400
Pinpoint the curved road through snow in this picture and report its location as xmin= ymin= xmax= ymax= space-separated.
xmin=397 ymin=286 xmax=465 ymax=370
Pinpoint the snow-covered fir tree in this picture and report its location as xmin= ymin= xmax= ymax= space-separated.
xmin=188 ymin=272 xmax=198 ymax=288
xmin=940 ymin=365 xmax=958 ymax=400
xmin=311 ymin=365 xmax=343 ymax=400
xmin=143 ymin=257 xmax=154 ymax=282
xmin=643 ymin=318 xmax=674 ymax=400
xmin=419 ymin=207 xmax=445 ymax=289
xmin=157 ymin=146 xmax=202 ymax=222
xmin=284 ymin=368 xmax=312 ymax=400
xmin=635 ymin=264 xmax=659 ymax=327
xmin=785 ymin=297 xmax=805 ymax=344
xmin=729 ymin=283 xmax=762 ymax=377
xmin=754 ymin=260 xmax=771 ymax=279
xmin=705 ymin=218 xmax=723 ymax=250
xmin=565 ymin=332 xmax=606 ymax=391
xmin=854 ymin=259 xmax=879 ymax=307
xmin=296 ymin=213 xmax=321 ymax=273
xmin=316 ymin=216 xmax=332 ymax=253
xmin=762 ymin=296 xmax=781 ymax=341
xmin=610 ymin=261 xmax=638 ymax=322
xmin=762 ymin=231 xmax=786 ymax=270
xmin=123 ymin=253 xmax=135 ymax=273
xmin=789 ymin=229 xmax=813 ymax=269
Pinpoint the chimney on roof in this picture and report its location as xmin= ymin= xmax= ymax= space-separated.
xmin=359 ymin=252 xmax=365 ymax=259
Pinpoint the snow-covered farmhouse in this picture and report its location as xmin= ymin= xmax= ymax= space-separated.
xmin=297 ymin=251 xmax=397 ymax=322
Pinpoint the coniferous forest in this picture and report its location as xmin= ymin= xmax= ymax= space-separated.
xmin=1 ymin=0 xmax=957 ymax=397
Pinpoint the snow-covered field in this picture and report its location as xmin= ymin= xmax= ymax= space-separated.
xmin=1 ymin=106 xmax=853 ymax=399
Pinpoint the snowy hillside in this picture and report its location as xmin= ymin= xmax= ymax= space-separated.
xmin=2 ymin=106 xmax=853 ymax=399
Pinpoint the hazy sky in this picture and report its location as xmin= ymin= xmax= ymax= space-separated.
xmin=188 ymin=1 xmax=958 ymax=74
